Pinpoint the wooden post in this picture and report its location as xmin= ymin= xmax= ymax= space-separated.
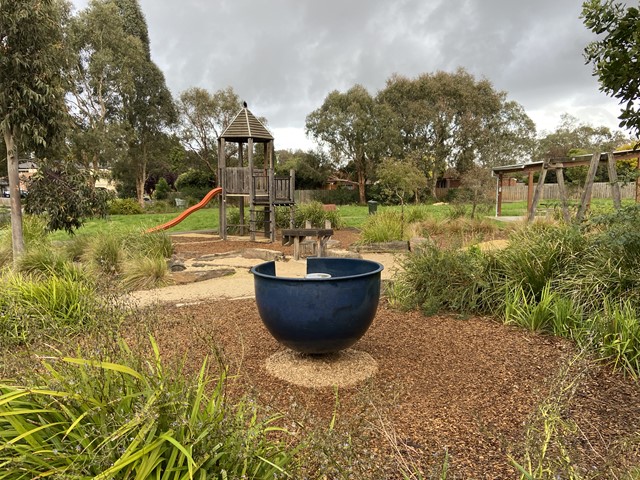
xmin=555 ymin=166 xmax=571 ymax=223
xmin=527 ymin=171 xmax=534 ymax=215
xmin=576 ymin=152 xmax=600 ymax=223
xmin=218 ymin=138 xmax=227 ymax=240
xmin=496 ymin=174 xmax=503 ymax=216
xmin=527 ymin=163 xmax=548 ymax=223
xmin=238 ymin=196 xmax=245 ymax=236
xmin=606 ymin=152 xmax=622 ymax=210
xmin=289 ymin=169 xmax=296 ymax=228
xmin=268 ymin=167 xmax=276 ymax=241
xmin=248 ymin=138 xmax=255 ymax=241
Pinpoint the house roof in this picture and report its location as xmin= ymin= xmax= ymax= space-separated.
xmin=219 ymin=105 xmax=273 ymax=143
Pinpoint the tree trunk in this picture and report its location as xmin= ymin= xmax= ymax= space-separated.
xmin=357 ymin=169 xmax=366 ymax=204
xmin=136 ymin=142 xmax=148 ymax=208
xmin=4 ymin=127 xmax=25 ymax=263
xmin=89 ymin=153 xmax=99 ymax=189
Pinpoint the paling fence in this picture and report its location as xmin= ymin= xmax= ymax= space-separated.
xmin=499 ymin=182 xmax=636 ymax=202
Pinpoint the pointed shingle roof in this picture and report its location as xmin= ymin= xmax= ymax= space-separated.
xmin=219 ymin=105 xmax=273 ymax=143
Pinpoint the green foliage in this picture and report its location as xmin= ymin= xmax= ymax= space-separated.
xmin=109 ymin=197 xmax=144 ymax=215
xmin=0 ymin=338 xmax=291 ymax=478
xmin=360 ymin=210 xmax=407 ymax=243
xmin=583 ymin=1 xmax=640 ymax=137
xmin=306 ymin=84 xmax=396 ymax=203
xmin=392 ymin=215 xmax=640 ymax=376
xmin=0 ymin=269 xmax=104 ymax=347
xmin=276 ymin=149 xmax=332 ymax=189
xmin=295 ymin=201 xmax=344 ymax=228
xmin=153 ymin=177 xmax=170 ymax=199
xmin=376 ymin=158 xmax=427 ymax=205
xmin=312 ymin=188 xmax=359 ymax=205
xmin=490 ymin=224 xmax=586 ymax=301
xmin=83 ymin=229 xmax=173 ymax=278
xmin=175 ymin=168 xmax=216 ymax=200
xmin=16 ymin=246 xmax=83 ymax=281
xmin=177 ymin=86 xmax=241 ymax=173
xmin=0 ymin=215 xmax=51 ymax=268
xmin=25 ymin=160 xmax=110 ymax=234
xmin=391 ymin=243 xmax=489 ymax=315
xmin=121 ymin=256 xmax=172 ymax=291
xmin=593 ymin=300 xmax=640 ymax=376
xmin=0 ymin=0 xmax=67 ymax=145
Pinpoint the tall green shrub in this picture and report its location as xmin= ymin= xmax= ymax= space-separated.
xmin=0 ymin=339 xmax=291 ymax=478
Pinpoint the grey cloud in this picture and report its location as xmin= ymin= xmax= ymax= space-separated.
xmin=72 ymin=0 xmax=627 ymax=145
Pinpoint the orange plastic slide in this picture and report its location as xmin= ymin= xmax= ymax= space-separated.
xmin=146 ymin=187 xmax=222 ymax=233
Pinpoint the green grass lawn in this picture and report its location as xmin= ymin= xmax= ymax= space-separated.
xmin=48 ymin=206 xmax=219 ymax=241
xmin=45 ymin=197 xmax=636 ymax=241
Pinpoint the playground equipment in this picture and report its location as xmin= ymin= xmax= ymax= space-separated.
xmin=251 ymin=258 xmax=383 ymax=354
xmin=146 ymin=187 xmax=222 ymax=233
xmin=218 ymin=104 xmax=295 ymax=242
xmin=492 ymin=148 xmax=640 ymax=221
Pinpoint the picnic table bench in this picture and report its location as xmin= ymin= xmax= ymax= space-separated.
xmin=282 ymin=228 xmax=333 ymax=260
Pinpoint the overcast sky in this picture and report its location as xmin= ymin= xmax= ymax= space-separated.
xmin=71 ymin=0 xmax=629 ymax=150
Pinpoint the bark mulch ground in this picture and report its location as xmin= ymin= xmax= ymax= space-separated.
xmin=124 ymin=230 xmax=640 ymax=478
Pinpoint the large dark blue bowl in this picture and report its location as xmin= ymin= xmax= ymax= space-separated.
xmin=251 ymin=257 xmax=384 ymax=354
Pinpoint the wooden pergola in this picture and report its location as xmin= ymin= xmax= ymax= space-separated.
xmin=492 ymin=148 xmax=640 ymax=221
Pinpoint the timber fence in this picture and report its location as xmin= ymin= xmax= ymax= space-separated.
xmin=500 ymin=182 xmax=635 ymax=202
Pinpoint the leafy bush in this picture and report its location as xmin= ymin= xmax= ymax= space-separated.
xmin=391 ymin=217 xmax=640 ymax=377
xmin=295 ymin=201 xmax=343 ymax=228
xmin=488 ymin=224 xmax=586 ymax=301
xmin=153 ymin=177 xmax=170 ymax=200
xmin=312 ymin=188 xmax=359 ymax=205
xmin=175 ymin=168 xmax=215 ymax=201
xmin=108 ymin=198 xmax=144 ymax=215
xmin=0 ymin=338 xmax=291 ymax=478
xmin=25 ymin=160 xmax=111 ymax=234
xmin=390 ymin=243 xmax=489 ymax=315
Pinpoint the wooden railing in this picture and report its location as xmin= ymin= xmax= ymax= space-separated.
xmin=223 ymin=167 xmax=293 ymax=202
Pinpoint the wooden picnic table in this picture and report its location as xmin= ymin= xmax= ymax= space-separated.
xmin=281 ymin=228 xmax=333 ymax=260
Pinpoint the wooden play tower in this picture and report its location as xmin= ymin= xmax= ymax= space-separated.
xmin=217 ymin=104 xmax=295 ymax=241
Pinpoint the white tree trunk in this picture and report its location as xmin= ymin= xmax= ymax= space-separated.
xmin=4 ymin=127 xmax=25 ymax=263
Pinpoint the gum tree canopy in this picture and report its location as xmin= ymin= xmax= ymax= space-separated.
xmin=0 ymin=0 xmax=67 ymax=261
xmin=583 ymin=0 xmax=640 ymax=137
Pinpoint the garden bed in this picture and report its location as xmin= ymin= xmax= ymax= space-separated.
xmin=122 ymin=229 xmax=640 ymax=478
xmin=137 ymin=298 xmax=640 ymax=478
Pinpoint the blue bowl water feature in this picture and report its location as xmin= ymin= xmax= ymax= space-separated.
xmin=251 ymin=257 xmax=384 ymax=354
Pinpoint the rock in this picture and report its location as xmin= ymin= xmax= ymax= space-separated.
xmin=349 ymin=241 xmax=410 ymax=253
xmin=240 ymin=248 xmax=285 ymax=261
xmin=168 ymin=256 xmax=186 ymax=272
xmin=325 ymin=249 xmax=362 ymax=259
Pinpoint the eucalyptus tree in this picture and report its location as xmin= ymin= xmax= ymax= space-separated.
xmin=537 ymin=113 xmax=628 ymax=158
xmin=112 ymin=0 xmax=177 ymax=206
xmin=176 ymin=86 xmax=242 ymax=174
xmin=0 ymin=0 xmax=69 ymax=260
xmin=306 ymin=85 xmax=397 ymax=203
xmin=66 ymin=0 xmax=144 ymax=185
xmin=377 ymin=69 xmax=535 ymax=197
